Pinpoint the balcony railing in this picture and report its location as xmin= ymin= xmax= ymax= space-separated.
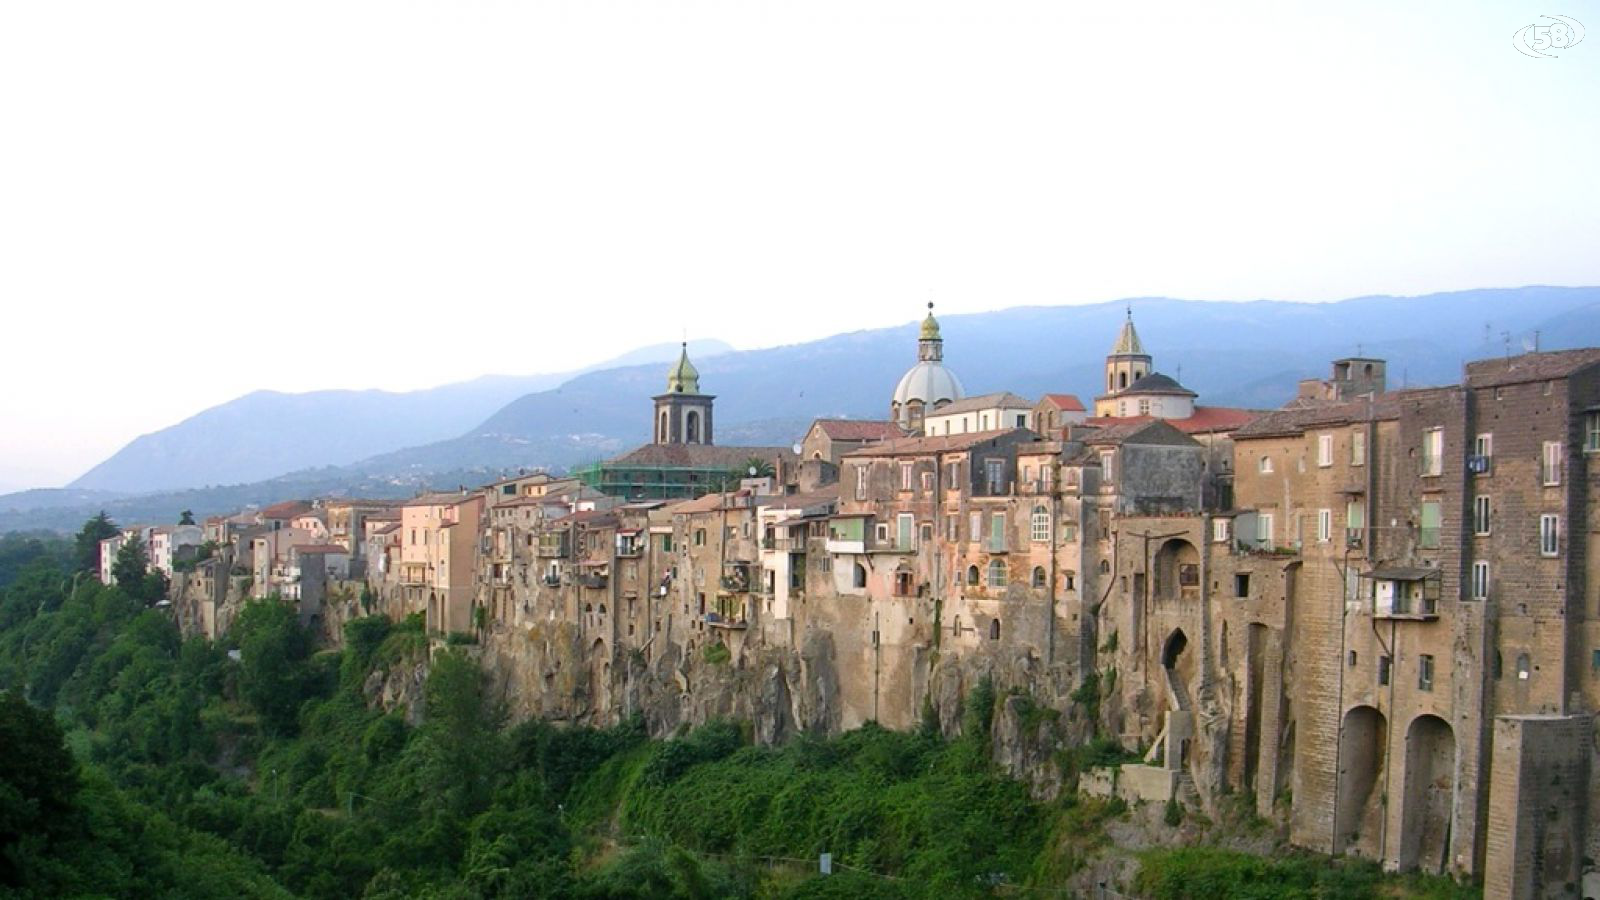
xmin=704 ymin=611 xmax=748 ymax=630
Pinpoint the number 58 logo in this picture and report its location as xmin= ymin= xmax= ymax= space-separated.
xmin=1513 ymin=15 xmax=1585 ymax=57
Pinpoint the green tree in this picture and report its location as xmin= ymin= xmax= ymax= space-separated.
xmin=0 ymin=690 xmax=81 ymax=883
xmin=234 ymin=600 xmax=314 ymax=735
xmin=111 ymin=535 xmax=149 ymax=590
xmin=179 ymin=510 xmax=197 ymax=526
xmin=73 ymin=512 xmax=119 ymax=574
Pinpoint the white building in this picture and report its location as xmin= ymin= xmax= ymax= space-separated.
xmin=922 ymin=392 xmax=1034 ymax=437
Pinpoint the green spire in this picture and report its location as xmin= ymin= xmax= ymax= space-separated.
xmin=667 ymin=342 xmax=700 ymax=393
xmin=1111 ymin=307 xmax=1146 ymax=356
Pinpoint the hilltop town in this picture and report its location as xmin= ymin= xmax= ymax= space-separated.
xmin=94 ymin=306 xmax=1600 ymax=899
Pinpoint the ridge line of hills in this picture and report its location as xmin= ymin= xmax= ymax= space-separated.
xmin=5 ymin=286 xmax=1599 ymax=533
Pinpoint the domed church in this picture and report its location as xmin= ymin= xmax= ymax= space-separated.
xmin=890 ymin=304 xmax=964 ymax=433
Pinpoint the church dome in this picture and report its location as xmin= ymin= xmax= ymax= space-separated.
xmin=892 ymin=361 xmax=964 ymax=410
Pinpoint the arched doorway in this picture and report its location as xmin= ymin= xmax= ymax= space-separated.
xmin=1153 ymin=538 xmax=1200 ymax=603
xmin=1336 ymin=705 xmax=1387 ymax=857
xmin=685 ymin=410 xmax=700 ymax=443
xmin=1399 ymin=714 xmax=1456 ymax=873
xmin=1161 ymin=628 xmax=1192 ymax=711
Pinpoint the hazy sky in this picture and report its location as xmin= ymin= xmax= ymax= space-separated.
xmin=2 ymin=1 xmax=1597 ymax=491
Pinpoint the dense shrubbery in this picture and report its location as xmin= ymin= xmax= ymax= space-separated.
xmin=1134 ymin=847 xmax=1478 ymax=900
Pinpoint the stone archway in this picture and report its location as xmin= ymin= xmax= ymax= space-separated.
xmin=1161 ymin=628 xmax=1192 ymax=711
xmin=1336 ymin=705 xmax=1387 ymax=857
xmin=1154 ymin=538 xmax=1200 ymax=603
xmin=1399 ymin=714 xmax=1456 ymax=873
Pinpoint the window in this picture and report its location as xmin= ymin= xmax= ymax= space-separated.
xmin=1100 ymin=452 xmax=1115 ymax=482
xmin=987 ymin=559 xmax=1008 ymax=588
xmin=1138 ymin=399 xmax=1150 ymax=416
xmin=852 ymin=563 xmax=867 ymax=588
xmin=694 ymin=529 xmax=706 ymax=546
xmin=1064 ymin=571 xmax=1076 ymax=590
xmin=1378 ymin=655 xmax=1391 ymax=685
xmin=1257 ymin=513 xmax=1274 ymax=545
xmin=1493 ymin=651 xmax=1502 ymax=680
xmin=1351 ymin=429 xmax=1366 ymax=467
xmin=966 ymin=565 xmax=980 ymax=586
xmin=1016 ymin=414 xmax=1027 ymax=428
xmin=1031 ymin=506 xmax=1050 ymax=542
xmin=969 ymin=512 xmax=981 ymax=541
xmin=1591 ymin=649 xmax=1600 ymax=676
xmin=1516 ymin=653 xmax=1531 ymax=681
xmin=1233 ymin=573 xmax=1251 ymax=598
xmin=855 ymin=465 xmax=869 ymax=500
xmin=1346 ymin=499 xmax=1365 ymax=533
xmin=1543 ymin=441 xmax=1563 ymax=486
xmin=1317 ymin=509 xmax=1332 ymax=543
xmin=1475 ymin=432 xmax=1493 ymax=461
xmin=989 ymin=619 xmax=1000 ymax=640
xmin=1031 ymin=566 xmax=1047 ymax=589
xmin=900 ymin=462 xmax=913 ymax=490
xmin=897 ymin=513 xmax=915 ymax=550
xmin=1470 ymin=561 xmax=1489 ymax=600
xmin=1418 ymin=654 xmax=1434 ymax=692
xmin=920 ymin=523 xmax=933 ymax=544
xmin=875 ymin=523 xmax=889 ymax=543
xmin=1587 ymin=413 xmax=1600 ymax=452
xmin=921 ymin=472 xmax=934 ymax=492
xmin=985 ymin=459 xmax=1004 ymax=494
xmin=988 ymin=513 xmax=1006 ymax=552
xmin=1473 ymin=496 xmax=1491 ymax=535
xmin=1317 ymin=434 xmax=1334 ymax=467
xmin=1421 ymin=428 xmax=1443 ymax=476
xmin=1540 ymin=514 xmax=1560 ymax=557
xmin=1258 ymin=455 xmax=1273 ymax=475
xmin=1213 ymin=519 xmax=1231 ymax=543
xmin=1419 ymin=501 xmax=1441 ymax=549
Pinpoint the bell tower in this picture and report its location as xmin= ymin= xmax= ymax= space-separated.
xmin=653 ymin=343 xmax=715 ymax=445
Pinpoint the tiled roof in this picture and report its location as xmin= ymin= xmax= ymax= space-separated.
xmin=1039 ymin=393 xmax=1086 ymax=412
xmin=1083 ymin=406 xmax=1259 ymax=436
xmin=841 ymin=428 xmax=1029 ymax=458
xmin=607 ymin=443 xmax=798 ymax=469
xmin=403 ymin=491 xmax=476 ymax=507
xmin=259 ymin=500 xmax=310 ymax=520
xmin=926 ymin=392 xmax=1033 ymax=416
xmin=1124 ymin=372 xmax=1196 ymax=397
xmin=1465 ymin=348 xmax=1600 ymax=388
xmin=1081 ymin=419 xmax=1198 ymax=447
xmin=810 ymin=419 xmax=907 ymax=441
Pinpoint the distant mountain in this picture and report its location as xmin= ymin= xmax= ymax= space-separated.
xmin=67 ymin=340 xmax=733 ymax=494
xmin=8 ymin=287 xmax=1600 ymax=534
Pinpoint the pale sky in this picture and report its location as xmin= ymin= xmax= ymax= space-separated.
xmin=2 ymin=0 xmax=1597 ymax=491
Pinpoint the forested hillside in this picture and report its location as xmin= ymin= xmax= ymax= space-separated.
xmin=0 ymin=531 xmax=1477 ymax=898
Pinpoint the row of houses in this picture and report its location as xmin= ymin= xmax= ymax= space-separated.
xmin=162 ymin=309 xmax=1600 ymax=898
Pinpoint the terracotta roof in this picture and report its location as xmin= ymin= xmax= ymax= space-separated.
xmin=1465 ymin=349 xmax=1600 ymax=389
xmin=1232 ymin=398 xmax=1395 ymax=439
xmin=1039 ymin=393 xmax=1086 ymax=412
xmin=842 ymin=428 xmax=1030 ymax=458
xmin=550 ymin=509 xmax=618 ymax=527
xmin=809 ymin=419 xmax=907 ymax=441
xmin=607 ymin=443 xmax=798 ymax=469
xmin=1083 ymin=406 xmax=1259 ymax=436
xmin=259 ymin=500 xmax=311 ymax=520
xmin=370 ymin=524 xmax=399 ymax=535
xmin=925 ymin=392 xmax=1033 ymax=416
xmin=292 ymin=544 xmax=349 ymax=555
xmin=756 ymin=485 xmax=841 ymax=511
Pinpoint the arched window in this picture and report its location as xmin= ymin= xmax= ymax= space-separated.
xmin=1031 ymin=566 xmax=1047 ymax=589
xmin=1107 ymin=373 xmax=1114 ymax=391
xmin=987 ymin=559 xmax=1007 ymax=588
xmin=989 ymin=619 xmax=1000 ymax=640
xmin=1031 ymin=506 xmax=1050 ymax=542
xmin=659 ymin=411 xmax=669 ymax=442
xmin=966 ymin=565 xmax=980 ymax=586
xmin=1099 ymin=559 xmax=1111 ymax=575
xmin=1119 ymin=371 xmax=1128 ymax=389
xmin=853 ymin=563 xmax=867 ymax=589
xmin=1516 ymin=653 xmax=1531 ymax=681
xmin=686 ymin=410 xmax=701 ymax=443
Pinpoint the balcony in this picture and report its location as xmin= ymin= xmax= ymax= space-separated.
xmin=541 ymin=573 xmax=562 ymax=587
xmin=704 ymin=611 xmax=748 ymax=630
xmin=537 ymin=533 xmax=570 ymax=558
xmin=1366 ymin=568 xmax=1440 ymax=621
xmin=578 ymin=570 xmax=608 ymax=590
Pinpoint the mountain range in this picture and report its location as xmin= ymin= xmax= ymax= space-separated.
xmin=6 ymin=286 xmax=1599 ymax=533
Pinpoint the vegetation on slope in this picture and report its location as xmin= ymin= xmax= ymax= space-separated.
xmin=0 ymin=528 xmax=1480 ymax=898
